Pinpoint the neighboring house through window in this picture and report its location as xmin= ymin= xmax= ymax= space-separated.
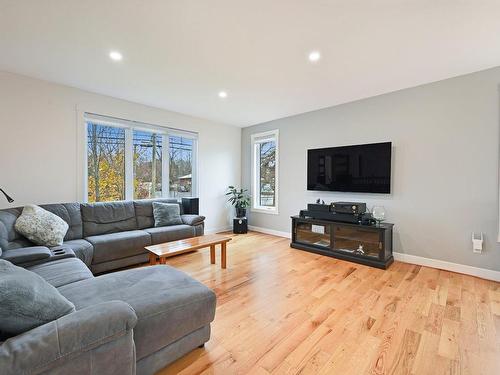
xmin=251 ymin=129 xmax=279 ymax=214
xmin=84 ymin=113 xmax=197 ymax=202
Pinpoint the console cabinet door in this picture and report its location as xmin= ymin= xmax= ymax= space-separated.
xmin=332 ymin=225 xmax=382 ymax=259
xmin=294 ymin=220 xmax=332 ymax=248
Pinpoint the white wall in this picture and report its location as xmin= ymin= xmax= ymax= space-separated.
xmin=0 ymin=71 xmax=241 ymax=232
xmin=242 ymin=66 xmax=500 ymax=272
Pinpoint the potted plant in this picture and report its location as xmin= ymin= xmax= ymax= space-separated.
xmin=225 ymin=186 xmax=250 ymax=218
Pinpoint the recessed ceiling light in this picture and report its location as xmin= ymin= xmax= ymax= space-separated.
xmin=109 ymin=51 xmax=123 ymax=61
xmin=308 ymin=51 xmax=321 ymax=62
xmin=218 ymin=91 xmax=228 ymax=98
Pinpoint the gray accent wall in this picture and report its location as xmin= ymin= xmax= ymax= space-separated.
xmin=242 ymin=66 xmax=500 ymax=272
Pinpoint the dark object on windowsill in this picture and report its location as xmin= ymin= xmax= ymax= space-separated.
xmin=182 ymin=197 xmax=199 ymax=215
xmin=0 ymin=188 xmax=14 ymax=203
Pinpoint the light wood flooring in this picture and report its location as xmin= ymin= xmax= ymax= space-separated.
xmin=157 ymin=231 xmax=500 ymax=375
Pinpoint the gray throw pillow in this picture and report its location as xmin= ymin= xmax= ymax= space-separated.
xmin=153 ymin=202 xmax=183 ymax=227
xmin=0 ymin=260 xmax=75 ymax=337
xmin=15 ymin=204 xmax=69 ymax=247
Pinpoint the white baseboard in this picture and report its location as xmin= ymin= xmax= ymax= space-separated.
xmin=246 ymin=226 xmax=500 ymax=282
xmin=393 ymin=252 xmax=500 ymax=282
xmin=205 ymin=226 xmax=232 ymax=235
xmin=248 ymin=225 xmax=291 ymax=239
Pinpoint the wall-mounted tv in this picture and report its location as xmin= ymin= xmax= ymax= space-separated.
xmin=307 ymin=142 xmax=392 ymax=194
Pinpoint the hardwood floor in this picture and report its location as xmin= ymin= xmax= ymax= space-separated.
xmin=157 ymin=231 xmax=500 ymax=375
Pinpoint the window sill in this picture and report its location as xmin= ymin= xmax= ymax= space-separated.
xmin=251 ymin=207 xmax=279 ymax=215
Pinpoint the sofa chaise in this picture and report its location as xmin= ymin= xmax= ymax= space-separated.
xmin=0 ymin=198 xmax=204 ymax=273
xmin=0 ymin=257 xmax=216 ymax=374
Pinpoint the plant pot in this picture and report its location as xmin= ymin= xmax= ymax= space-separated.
xmin=235 ymin=207 xmax=247 ymax=218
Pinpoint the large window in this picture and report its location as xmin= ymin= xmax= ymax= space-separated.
xmin=84 ymin=114 xmax=197 ymax=203
xmin=251 ymin=130 xmax=279 ymax=214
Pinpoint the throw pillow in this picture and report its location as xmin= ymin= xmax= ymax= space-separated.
xmin=0 ymin=259 xmax=76 ymax=337
xmin=15 ymin=205 xmax=69 ymax=247
xmin=153 ymin=202 xmax=183 ymax=227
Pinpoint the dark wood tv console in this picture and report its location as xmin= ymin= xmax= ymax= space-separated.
xmin=290 ymin=215 xmax=394 ymax=269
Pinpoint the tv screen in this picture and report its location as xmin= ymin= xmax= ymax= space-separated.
xmin=307 ymin=142 xmax=392 ymax=193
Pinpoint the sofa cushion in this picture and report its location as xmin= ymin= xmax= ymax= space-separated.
xmin=85 ymin=230 xmax=151 ymax=264
xmin=40 ymin=202 xmax=83 ymax=241
xmin=144 ymin=224 xmax=195 ymax=244
xmin=54 ymin=239 xmax=93 ymax=266
xmin=58 ymin=265 xmax=216 ymax=360
xmin=181 ymin=214 xmax=205 ymax=226
xmin=134 ymin=199 xmax=183 ymax=229
xmin=0 ymin=207 xmax=33 ymax=251
xmin=0 ymin=260 xmax=76 ymax=337
xmin=27 ymin=258 xmax=94 ymax=288
xmin=15 ymin=205 xmax=69 ymax=247
xmin=81 ymin=201 xmax=137 ymax=237
xmin=91 ymin=253 xmax=150 ymax=275
xmin=1 ymin=246 xmax=51 ymax=265
xmin=153 ymin=202 xmax=183 ymax=227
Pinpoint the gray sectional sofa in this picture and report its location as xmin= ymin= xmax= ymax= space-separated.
xmin=0 ymin=198 xmax=204 ymax=273
xmin=0 ymin=198 xmax=216 ymax=375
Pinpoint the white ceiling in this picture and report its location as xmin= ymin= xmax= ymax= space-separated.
xmin=1 ymin=1 xmax=500 ymax=127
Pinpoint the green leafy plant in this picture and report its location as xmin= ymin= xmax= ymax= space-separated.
xmin=225 ymin=186 xmax=250 ymax=208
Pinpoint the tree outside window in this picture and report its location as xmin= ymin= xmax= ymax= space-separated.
xmin=87 ymin=123 xmax=125 ymax=203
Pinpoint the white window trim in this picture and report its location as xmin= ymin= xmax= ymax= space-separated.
xmin=251 ymin=129 xmax=279 ymax=215
xmin=80 ymin=112 xmax=198 ymax=202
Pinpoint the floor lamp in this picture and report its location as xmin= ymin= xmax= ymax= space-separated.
xmin=0 ymin=188 xmax=14 ymax=203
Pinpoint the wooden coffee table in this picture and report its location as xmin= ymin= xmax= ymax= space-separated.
xmin=145 ymin=233 xmax=232 ymax=269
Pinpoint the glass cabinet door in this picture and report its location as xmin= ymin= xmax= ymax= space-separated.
xmin=295 ymin=221 xmax=331 ymax=248
xmin=332 ymin=225 xmax=381 ymax=259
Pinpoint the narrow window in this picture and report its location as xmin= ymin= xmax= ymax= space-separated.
xmin=251 ymin=130 xmax=279 ymax=214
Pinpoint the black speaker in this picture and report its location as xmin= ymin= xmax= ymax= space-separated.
xmin=233 ymin=218 xmax=248 ymax=234
xmin=182 ymin=197 xmax=199 ymax=215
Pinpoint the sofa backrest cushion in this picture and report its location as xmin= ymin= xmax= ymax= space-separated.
xmin=0 ymin=203 xmax=83 ymax=251
xmin=81 ymin=201 xmax=137 ymax=237
xmin=40 ymin=203 xmax=83 ymax=241
xmin=134 ymin=199 xmax=183 ymax=229
xmin=0 ymin=208 xmax=34 ymax=251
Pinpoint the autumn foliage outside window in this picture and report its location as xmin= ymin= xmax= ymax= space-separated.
xmin=87 ymin=124 xmax=125 ymax=202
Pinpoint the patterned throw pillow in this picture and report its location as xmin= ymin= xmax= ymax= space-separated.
xmin=153 ymin=202 xmax=183 ymax=227
xmin=15 ymin=205 xmax=69 ymax=247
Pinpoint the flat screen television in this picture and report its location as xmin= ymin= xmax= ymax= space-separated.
xmin=307 ymin=142 xmax=392 ymax=193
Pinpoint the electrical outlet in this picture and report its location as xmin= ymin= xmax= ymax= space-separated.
xmin=472 ymin=232 xmax=483 ymax=253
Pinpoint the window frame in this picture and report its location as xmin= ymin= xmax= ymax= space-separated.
xmin=251 ymin=129 xmax=279 ymax=215
xmin=82 ymin=112 xmax=198 ymax=203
